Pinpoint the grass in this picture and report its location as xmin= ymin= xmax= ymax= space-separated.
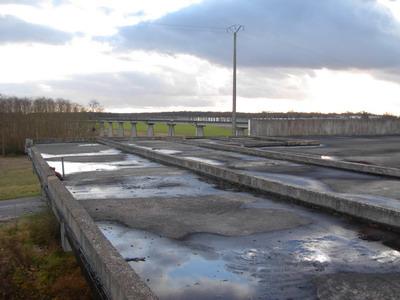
xmin=104 ymin=121 xmax=234 ymax=137
xmin=0 ymin=210 xmax=92 ymax=299
xmin=0 ymin=156 xmax=41 ymax=201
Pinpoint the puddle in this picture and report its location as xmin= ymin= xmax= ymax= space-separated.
xmin=98 ymin=220 xmax=400 ymax=300
xmin=41 ymin=148 xmax=121 ymax=158
xmin=47 ymin=154 xmax=158 ymax=175
xmin=78 ymin=143 xmax=100 ymax=147
xmin=68 ymin=174 xmax=226 ymax=200
xmin=321 ymin=155 xmax=338 ymax=161
xmin=183 ymin=157 xmax=224 ymax=166
xmin=98 ymin=223 xmax=257 ymax=300
xmin=154 ymin=149 xmax=182 ymax=155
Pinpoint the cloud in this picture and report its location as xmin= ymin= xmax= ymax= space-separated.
xmin=112 ymin=0 xmax=400 ymax=70
xmin=0 ymin=14 xmax=72 ymax=44
xmin=0 ymin=71 xmax=218 ymax=109
xmin=0 ymin=0 xmax=41 ymax=5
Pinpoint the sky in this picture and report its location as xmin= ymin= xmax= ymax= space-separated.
xmin=1 ymin=0 xmax=400 ymax=114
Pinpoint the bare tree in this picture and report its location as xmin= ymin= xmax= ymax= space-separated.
xmin=88 ymin=100 xmax=104 ymax=112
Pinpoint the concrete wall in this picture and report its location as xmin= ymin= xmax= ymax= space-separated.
xmin=250 ymin=118 xmax=400 ymax=136
xmin=30 ymin=147 xmax=156 ymax=300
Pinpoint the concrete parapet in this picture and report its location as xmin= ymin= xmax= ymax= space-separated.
xmin=250 ymin=118 xmax=400 ymax=137
xmin=99 ymin=138 xmax=400 ymax=231
xmin=30 ymin=146 xmax=156 ymax=300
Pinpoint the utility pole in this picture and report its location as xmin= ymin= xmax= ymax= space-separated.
xmin=227 ymin=24 xmax=243 ymax=136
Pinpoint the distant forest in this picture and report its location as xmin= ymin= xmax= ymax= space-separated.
xmin=0 ymin=94 xmax=397 ymax=118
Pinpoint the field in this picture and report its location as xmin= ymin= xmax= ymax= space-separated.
xmin=106 ymin=121 xmax=235 ymax=136
xmin=0 ymin=210 xmax=92 ymax=299
xmin=0 ymin=156 xmax=92 ymax=299
xmin=0 ymin=156 xmax=40 ymax=201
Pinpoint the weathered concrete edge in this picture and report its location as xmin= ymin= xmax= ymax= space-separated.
xmin=179 ymin=139 xmax=400 ymax=179
xmin=30 ymin=146 xmax=157 ymax=300
xmin=99 ymin=138 xmax=400 ymax=230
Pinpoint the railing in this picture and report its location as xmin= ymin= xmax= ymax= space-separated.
xmin=95 ymin=118 xmax=249 ymax=138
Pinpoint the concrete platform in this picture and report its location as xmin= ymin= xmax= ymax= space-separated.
xmin=35 ymin=140 xmax=400 ymax=300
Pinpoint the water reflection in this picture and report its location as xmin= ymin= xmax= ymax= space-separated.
xmin=99 ymin=223 xmax=256 ymax=300
xmin=98 ymin=221 xmax=400 ymax=300
xmin=46 ymin=154 xmax=158 ymax=175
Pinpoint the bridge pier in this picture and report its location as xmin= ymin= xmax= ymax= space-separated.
xmin=167 ymin=122 xmax=176 ymax=137
xmin=236 ymin=127 xmax=246 ymax=136
xmin=117 ymin=121 xmax=124 ymax=137
xmin=130 ymin=121 xmax=138 ymax=137
xmin=195 ymin=124 xmax=206 ymax=137
xmin=99 ymin=121 xmax=105 ymax=137
xmin=60 ymin=221 xmax=72 ymax=252
xmin=147 ymin=122 xmax=155 ymax=137
xmin=107 ymin=121 xmax=113 ymax=137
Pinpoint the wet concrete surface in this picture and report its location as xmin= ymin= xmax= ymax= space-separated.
xmin=125 ymin=139 xmax=400 ymax=203
xmin=36 ymin=141 xmax=400 ymax=299
xmin=83 ymin=195 xmax=310 ymax=239
xmin=259 ymin=135 xmax=400 ymax=169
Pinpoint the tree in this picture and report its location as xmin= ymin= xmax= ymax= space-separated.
xmin=88 ymin=100 xmax=104 ymax=112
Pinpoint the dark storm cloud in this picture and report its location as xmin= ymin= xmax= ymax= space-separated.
xmin=0 ymin=15 xmax=72 ymax=44
xmin=112 ymin=0 xmax=400 ymax=70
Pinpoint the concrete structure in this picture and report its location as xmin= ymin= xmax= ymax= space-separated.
xmin=236 ymin=125 xmax=246 ymax=136
xmin=108 ymin=121 xmax=113 ymax=138
xmin=99 ymin=121 xmax=105 ymax=137
xmin=167 ymin=122 xmax=176 ymax=137
xmin=195 ymin=123 xmax=205 ymax=137
xmin=146 ymin=122 xmax=155 ymax=137
xmin=29 ymin=146 xmax=156 ymax=300
xmin=29 ymin=137 xmax=400 ymax=299
xmin=117 ymin=121 xmax=124 ymax=138
xmin=100 ymin=138 xmax=400 ymax=230
xmin=250 ymin=118 xmax=400 ymax=136
xmin=182 ymin=138 xmax=400 ymax=178
xmin=130 ymin=121 xmax=137 ymax=137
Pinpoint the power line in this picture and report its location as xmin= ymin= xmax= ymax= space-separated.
xmin=137 ymin=22 xmax=227 ymax=33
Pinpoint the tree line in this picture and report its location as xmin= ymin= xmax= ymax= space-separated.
xmin=0 ymin=95 xmax=102 ymax=155
xmin=0 ymin=95 xmax=103 ymax=113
